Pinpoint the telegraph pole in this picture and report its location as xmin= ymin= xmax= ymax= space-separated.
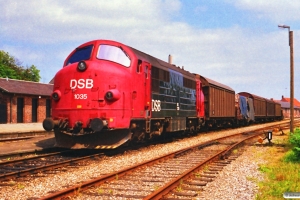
xmin=278 ymin=25 xmax=294 ymax=133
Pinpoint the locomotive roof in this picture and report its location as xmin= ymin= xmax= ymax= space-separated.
xmin=0 ymin=78 xmax=53 ymax=96
xmin=198 ymin=75 xmax=235 ymax=92
xmin=128 ymin=47 xmax=196 ymax=79
xmin=72 ymin=40 xmax=196 ymax=80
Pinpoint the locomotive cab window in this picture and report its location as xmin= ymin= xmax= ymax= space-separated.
xmin=65 ymin=45 xmax=93 ymax=66
xmin=97 ymin=45 xmax=131 ymax=67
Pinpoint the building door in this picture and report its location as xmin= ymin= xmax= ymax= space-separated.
xmin=32 ymin=98 xmax=38 ymax=122
xmin=17 ymin=98 xmax=24 ymax=123
xmin=0 ymin=104 xmax=7 ymax=123
xmin=46 ymin=99 xmax=51 ymax=117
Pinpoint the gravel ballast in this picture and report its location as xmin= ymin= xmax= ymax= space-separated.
xmin=0 ymin=121 xmax=284 ymax=199
xmin=199 ymin=146 xmax=266 ymax=200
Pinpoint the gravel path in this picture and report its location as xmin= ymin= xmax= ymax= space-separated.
xmin=0 ymin=121 xmax=284 ymax=199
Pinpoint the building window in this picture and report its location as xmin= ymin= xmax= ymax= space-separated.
xmin=32 ymin=98 xmax=38 ymax=122
xmin=46 ymin=99 xmax=51 ymax=117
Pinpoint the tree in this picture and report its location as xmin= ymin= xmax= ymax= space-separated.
xmin=0 ymin=50 xmax=41 ymax=82
xmin=21 ymin=65 xmax=41 ymax=82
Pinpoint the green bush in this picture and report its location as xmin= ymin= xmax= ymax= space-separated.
xmin=284 ymin=128 xmax=300 ymax=162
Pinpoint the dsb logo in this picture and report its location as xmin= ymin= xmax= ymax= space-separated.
xmin=70 ymin=79 xmax=93 ymax=89
xmin=152 ymin=99 xmax=161 ymax=112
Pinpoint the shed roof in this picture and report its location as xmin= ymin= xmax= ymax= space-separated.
xmin=281 ymin=96 xmax=300 ymax=107
xmin=0 ymin=78 xmax=53 ymax=96
xmin=275 ymin=100 xmax=300 ymax=109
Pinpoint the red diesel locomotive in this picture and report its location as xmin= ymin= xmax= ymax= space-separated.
xmin=43 ymin=39 xmax=282 ymax=149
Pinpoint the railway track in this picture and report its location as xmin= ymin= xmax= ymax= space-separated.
xmin=0 ymin=132 xmax=53 ymax=143
xmin=0 ymin=121 xmax=293 ymax=182
xmin=0 ymin=136 xmax=36 ymax=142
xmin=0 ymin=139 xmax=167 ymax=183
xmin=38 ymin=122 xmax=288 ymax=200
xmin=0 ymin=147 xmax=65 ymax=161
xmin=0 ymin=149 xmax=106 ymax=183
xmin=0 ymin=120 xmax=295 ymax=199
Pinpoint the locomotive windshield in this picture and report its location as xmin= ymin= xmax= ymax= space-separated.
xmin=97 ymin=45 xmax=131 ymax=67
xmin=65 ymin=45 xmax=93 ymax=66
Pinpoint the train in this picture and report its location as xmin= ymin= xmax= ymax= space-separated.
xmin=42 ymin=39 xmax=283 ymax=149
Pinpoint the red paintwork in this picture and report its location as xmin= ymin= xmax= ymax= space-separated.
xmin=52 ymin=40 xmax=144 ymax=130
xmin=49 ymin=39 xmax=206 ymax=149
xmin=52 ymin=40 xmax=204 ymax=131
xmin=196 ymin=79 xmax=205 ymax=118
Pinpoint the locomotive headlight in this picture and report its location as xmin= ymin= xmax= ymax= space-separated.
xmin=105 ymin=89 xmax=121 ymax=101
xmin=105 ymin=91 xmax=113 ymax=100
xmin=77 ymin=61 xmax=87 ymax=72
xmin=52 ymin=90 xmax=61 ymax=101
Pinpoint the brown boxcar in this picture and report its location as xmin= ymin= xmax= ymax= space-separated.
xmin=266 ymin=99 xmax=275 ymax=117
xmin=275 ymin=102 xmax=282 ymax=119
xmin=239 ymin=92 xmax=282 ymax=121
xmin=198 ymin=75 xmax=235 ymax=127
xmin=238 ymin=92 xmax=266 ymax=120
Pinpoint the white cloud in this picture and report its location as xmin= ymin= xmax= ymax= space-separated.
xmin=0 ymin=0 xmax=299 ymax=100
xmin=228 ymin=0 xmax=300 ymax=22
xmin=0 ymin=0 xmax=182 ymax=43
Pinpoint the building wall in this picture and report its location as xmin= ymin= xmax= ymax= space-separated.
xmin=38 ymin=98 xmax=47 ymax=122
xmin=297 ymin=109 xmax=300 ymax=117
xmin=282 ymin=107 xmax=300 ymax=119
xmin=24 ymin=96 xmax=32 ymax=122
xmin=8 ymin=95 xmax=16 ymax=123
xmin=3 ymin=93 xmax=51 ymax=123
xmin=282 ymin=108 xmax=289 ymax=118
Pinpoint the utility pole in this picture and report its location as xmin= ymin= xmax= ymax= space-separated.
xmin=278 ymin=24 xmax=294 ymax=133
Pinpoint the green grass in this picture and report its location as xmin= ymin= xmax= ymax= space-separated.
xmin=256 ymin=131 xmax=300 ymax=200
xmin=256 ymin=162 xmax=300 ymax=199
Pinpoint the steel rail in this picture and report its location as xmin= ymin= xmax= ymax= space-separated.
xmin=0 ymin=151 xmax=103 ymax=181
xmin=37 ymin=121 xmax=292 ymax=199
xmin=39 ymin=130 xmax=266 ymax=200
xmin=0 ymin=149 xmax=73 ymax=166
xmin=0 ymin=136 xmax=36 ymax=142
xmin=144 ymin=132 xmax=264 ymax=200
xmin=0 ymin=147 xmax=64 ymax=160
xmin=0 ymin=132 xmax=53 ymax=140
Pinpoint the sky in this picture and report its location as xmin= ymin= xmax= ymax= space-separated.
xmin=1 ymin=0 xmax=300 ymax=100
